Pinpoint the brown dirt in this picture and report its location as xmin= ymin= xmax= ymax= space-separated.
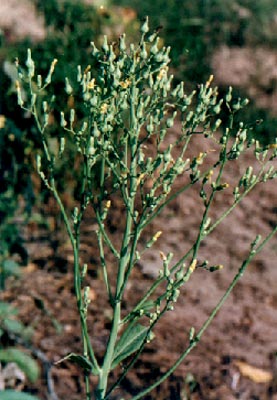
xmin=212 ymin=46 xmax=277 ymax=114
xmin=1 ymin=125 xmax=277 ymax=400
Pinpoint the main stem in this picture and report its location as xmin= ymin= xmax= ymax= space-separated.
xmin=96 ymin=82 xmax=138 ymax=399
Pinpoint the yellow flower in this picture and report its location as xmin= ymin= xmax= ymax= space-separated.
xmin=153 ymin=231 xmax=162 ymax=242
xmin=206 ymin=74 xmax=214 ymax=87
xmin=159 ymin=251 xmax=166 ymax=261
xmin=100 ymin=103 xmax=108 ymax=114
xmin=119 ymin=79 xmax=131 ymax=89
xmin=188 ymin=259 xmax=197 ymax=273
xmin=205 ymin=169 xmax=214 ymax=183
xmin=196 ymin=152 xmax=205 ymax=164
xmin=0 ymin=115 xmax=6 ymax=129
xmin=50 ymin=59 xmax=58 ymax=74
xmin=157 ymin=67 xmax=168 ymax=80
xmin=87 ymin=79 xmax=95 ymax=90
xmin=84 ymin=65 xmax=91 ymax=74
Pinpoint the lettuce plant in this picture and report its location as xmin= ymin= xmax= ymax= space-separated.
xmin=15 ymin=18 xmax=277 ymax=399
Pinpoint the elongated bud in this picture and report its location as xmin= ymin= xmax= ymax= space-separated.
xmin=102 ymin=35 xmax=109 ymax=53
xmin=91 ymin=41 xmax=99 ymax=56
xmin=15 ymin=81 xmax=24 ymax=107
xmin=70 ymin=109 xmax=75 ymax=126
xmin=140 ymin=42 xmax=148 ymax=59
xmin=26 ymin=48 xmax=35 ymax=78
xmin=140 ymin=17 xmax=149 ymax=34
xmin=36 ymin=154 xmax=41 ymax=172
xmin=189 ymin=327 xmax=195 ymax=341
xmin=166 ymin=111 xmax=177 ymax=128
xmin=37 ymin=75 xmax=42 ymax=89
xmin=77 ymin=65 xmax=82 ymax=82
xmin=65 ymin=77 xmax=73 ymax=95
xmin=119 ymin=34 xmax=126 ymax=51
xmin=146 ymin=231 xmax=162 ymax=248
xmin=73 ymin=207 xmax=79 ymax=224
xmin=81 ymin=264 xmax=88 ymax=279
xmin=60 ymin=112 xmax=67 ymax=128
xmin=59 ymin=137 xmax=65 ymax=156
xmin=45 ymin=59 xmax=58 ymax=85
xmin=225 ymin=86 xmax=232 ymax=103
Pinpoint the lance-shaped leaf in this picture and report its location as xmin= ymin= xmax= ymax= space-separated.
xmin=55 ymin=352 xmax=99 ymax=375
xmin=111 ymin=323 xmax=154 ymax=369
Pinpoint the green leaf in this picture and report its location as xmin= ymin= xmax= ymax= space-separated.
xmin=0 ymin=390 xmax=41 ymax=400
xmin=0 ymin=302 xmax=18 ymax=318
xmin=2 ymin=259 xmax=22 ymax=277
xmin=111 ymin=323 xmax=153 ymax=369
xmin=3 ymin=318 xmax=26 ymax=335
xmin=55 ymin=352 xmax=98 ymax=374
xmin=2 ymin=317 xmax=34 ymax=341
xmin=0 ymin=348 xmax=40 ymax=383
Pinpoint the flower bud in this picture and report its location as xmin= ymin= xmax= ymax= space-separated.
xmin=140 ymin=17 xmax=149 ymax=34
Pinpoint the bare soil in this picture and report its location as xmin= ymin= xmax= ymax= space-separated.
xmin=1 ymin=126 xmax=277 ymax=400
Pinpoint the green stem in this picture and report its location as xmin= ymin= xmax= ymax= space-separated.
xmin=206 ymin=163 xmax=268 ymax=236
xmin=124 ymin=141 xmax=230 ymax=323
xmin=131 ymin=223 xmax=277 ymax=399
xmin=97 ymin=228 xmax=113 ymax=304
xmin=51 ymin=184 xmax=99 ymax=372
xmin=33 ymin=109 xmax=100 ymax=391
xmin=192 ymin=137 xmax=229 ymax=260
xmin=96 ymin=81 xmax=139 ymax=398
xmin=104 ymin=307 xmax=168 ymax=399
xmin=97 ymin=192 xmax=135 ymax=398
xmin=95 ymin=211 xmax=120 ymax=259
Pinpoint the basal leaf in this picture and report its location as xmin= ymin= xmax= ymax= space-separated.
xmin=0 ymin=390 xmax=41 ymax=400
xmin=2 ymin=259 xmax=22 ymax=277
xmin=0 ymin=302 xmax=18 ymax=318
xmin=0 ymin=348 xmax=40 ymax=383
xmin=3 ymin=318 xmax=26 ymax=335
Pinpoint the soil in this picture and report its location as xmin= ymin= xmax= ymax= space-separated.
xmin=1 ymin=126 xmax=277 ymax=400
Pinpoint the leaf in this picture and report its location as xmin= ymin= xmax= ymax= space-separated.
xmin=0 ymin=302 xmax=18 ymax=318
xmin=0 ymin=390 xmax=41 ymax=400
xmin=234 ymin=360 xmax=273 ymax=383
xmin=2 ymin=260 xmax=22 ymax=277
xmin=2 ymin=317 xmax=34 ymax=341
xmin=55 ymin=353 xmax=98 ymax=374
xmin=111 ymin=323 xmax=154 ymax=369
xmin=3 ymin=318 xmax=26 ymax=335
xmin=0 ymin=348 xmax=40 ymax=383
